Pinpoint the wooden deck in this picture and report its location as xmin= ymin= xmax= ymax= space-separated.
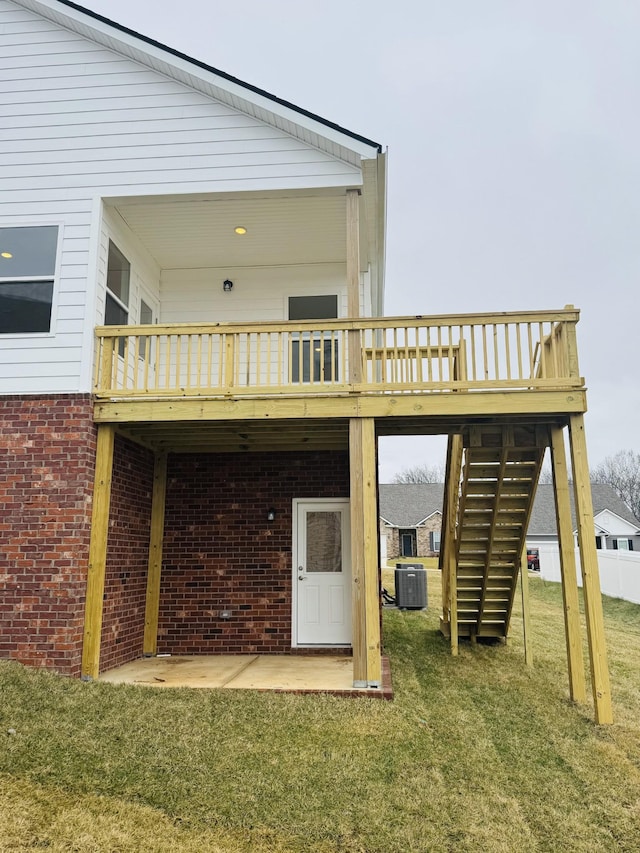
xmin=93 ymin=307 xmax=586 ymax=428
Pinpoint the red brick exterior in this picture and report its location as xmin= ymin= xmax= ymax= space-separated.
xmin=1 ymin=401 xmax=352 ymax=675
xmin=0 ymin=395 xmax=95 ymax=676
xmin=99 ymin=436 xmax=154 ymax=673
xmin=159 ymin=451 xmax=350 ymax=655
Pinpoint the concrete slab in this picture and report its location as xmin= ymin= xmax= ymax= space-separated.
xmin=225 ymin=655 xmax=353 ymax=691
xmin=98 ymin=654 xmax=393 ymax=698
xmin=99 ymin=655 xmax=258 ymax=688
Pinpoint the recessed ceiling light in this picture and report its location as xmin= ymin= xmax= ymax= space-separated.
xmin=234 ymin=226 xmax=247 ymax=235
xmin=1 ymin=252 xmax=12 ymax=258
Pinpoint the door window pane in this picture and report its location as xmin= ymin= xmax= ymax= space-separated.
xmin=306 ymin=511 xmax=342 ymax=573
xmin=291 ymin=337 xmax=339 ymax=382
xmin=140 ymin=299 xmax=153 ymax=325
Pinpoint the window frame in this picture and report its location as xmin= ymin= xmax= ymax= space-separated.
xmin=0 ymin=222 xmax=63 ymax=338
xmin=105 ymin=239 xmax=131 ymax=328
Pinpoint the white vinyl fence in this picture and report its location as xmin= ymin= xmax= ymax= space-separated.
xmin=538 ymin=543 xmax=640 ymax=605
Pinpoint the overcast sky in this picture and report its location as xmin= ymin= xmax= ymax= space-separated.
xmin=81 ymin=0 xmax=640 ymax=480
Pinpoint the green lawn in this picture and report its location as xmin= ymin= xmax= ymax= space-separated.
xmin=2 ymin=573 xmax=640 ymax=852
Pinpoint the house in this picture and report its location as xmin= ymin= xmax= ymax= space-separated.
xmin=0 ymin=0 xmax=614 ymax=721
xmin=379 ymin=483 xmax=444 ymax=559
xmin=379 ymin=482 xmax=640 ymax=567
xmin=526 ymin=483 xmax=640 ymax=569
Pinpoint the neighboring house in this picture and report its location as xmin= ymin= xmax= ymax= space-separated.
xmin=378 ymin=482 xmax=639 ymax=568
xmin=0 ymin=1 xmax=612 ymax=715
xmin=526 ymin=483 xmax=640 ymax=568
xmin=379 ymin=484 xmax=444 ymax=559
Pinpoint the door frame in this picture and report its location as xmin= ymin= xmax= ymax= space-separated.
xmin=291 ymin=497 xmax=351 ymax=648
xmin=400 ymin=528 xmax=417 ymax=557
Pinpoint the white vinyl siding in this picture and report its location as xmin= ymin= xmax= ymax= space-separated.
xmin=0 ymin=4 xmax=360 ymax=197
xmin=160 ymin=264 xmax=348 ymax=325
xmin=0 ymin=0 xmax=362 ymax=394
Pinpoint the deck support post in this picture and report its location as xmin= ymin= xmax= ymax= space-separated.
xmin=568 ymin=414 xmax=613 ymax=724
xmin=81 ymin=424 xmax=115 ymax=680
xmin=549 ymin=424 xmax=587 ymax=703
xmin=143 ymin=452 xmax=168 ymax=656
xmin=520 ymin=548 xmax=533 ymax=666
xmin=442 ymin=434 xmax=463 ymax=655
xmin=350 ymin=417 xmax=381 ymax=688
xmin=346 ymin=188 xmax=363 ymax=385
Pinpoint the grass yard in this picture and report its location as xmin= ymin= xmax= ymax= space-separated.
xmin=2 ymin=572 xmax=640 ymax=852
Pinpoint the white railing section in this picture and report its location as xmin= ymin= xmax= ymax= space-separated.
xmin=94 ymin=309 xmax=582 ymax=398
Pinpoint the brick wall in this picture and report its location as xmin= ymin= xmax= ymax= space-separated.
xmin=99 ymin=436 xmax=154 ymax=673
xmin=0 ymin=395 xmax=95 ymax=676
xmin=159 ymin=451 xmax=349 ymax=654
xmin=382 ymin=515 xmax=442 ymax=560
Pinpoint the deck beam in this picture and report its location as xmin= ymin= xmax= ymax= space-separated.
xmin=94 ymin=390 xmax=587 ymax=428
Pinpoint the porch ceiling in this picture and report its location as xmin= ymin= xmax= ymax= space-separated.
xmin=107 ymin=189 xmax=357 ymax=270
xmin=116 ymin=417 xmax=351 ymax=453
xmin=112 ymin=412 xmax=570 ymax=455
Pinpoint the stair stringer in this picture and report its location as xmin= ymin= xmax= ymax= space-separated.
xmin=445 ymin=424 xmax=547 ymax=641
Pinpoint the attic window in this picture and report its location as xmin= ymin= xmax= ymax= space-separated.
xmin=0 ymin=226 xmax=58 ymax=334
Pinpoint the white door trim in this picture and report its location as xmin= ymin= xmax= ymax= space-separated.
xmin=291 ymin=498 xmax=351 ymax=648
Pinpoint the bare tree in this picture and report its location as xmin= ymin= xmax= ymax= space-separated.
xmin=392 ymin=463 xmax=445 ymax=483
xmin=591 ymin=449 xmax=640 ymax=521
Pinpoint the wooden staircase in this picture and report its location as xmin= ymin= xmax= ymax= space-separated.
xmin=441 ymin=425 xmax=546 ymax=641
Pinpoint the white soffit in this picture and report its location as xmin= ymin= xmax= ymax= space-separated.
xmin=109 ymin=190 xmax=348 ymax=269
xmin=14 ymin=0 xmax=382 ymax=166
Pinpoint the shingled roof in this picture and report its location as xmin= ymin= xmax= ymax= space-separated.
xmin=379 ymin=482 xmax=640 ymax=535
xmin=379 ymin=484 xmax=444 ymax=527
xmin=528 ymin=483 xmax=640 ymax=535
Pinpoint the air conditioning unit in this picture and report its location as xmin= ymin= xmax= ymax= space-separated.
xmin=394 ymin=564 xmax=427 ymax=610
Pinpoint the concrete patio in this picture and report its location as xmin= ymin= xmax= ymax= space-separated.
xmin=99 ymin=654 xmax=393 ymax=698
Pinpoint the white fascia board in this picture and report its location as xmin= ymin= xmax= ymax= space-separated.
xmin=17 ymin=1 xmax=381 ymax=163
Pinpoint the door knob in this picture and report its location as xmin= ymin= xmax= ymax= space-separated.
xmin=298 ymin=575 xmax=306 ymax=580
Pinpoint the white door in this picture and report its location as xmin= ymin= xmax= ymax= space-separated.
xmin=293 ymin=499 xmax=351 ymax=646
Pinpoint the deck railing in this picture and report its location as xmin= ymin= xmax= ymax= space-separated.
xmin=94 ymin=308 xmax=582 ymax=398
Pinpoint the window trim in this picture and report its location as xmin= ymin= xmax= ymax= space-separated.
xmin=0 ymin=222 xmax=63 ymax=338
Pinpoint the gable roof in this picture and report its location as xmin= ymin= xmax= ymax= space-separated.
xmin=528 ymin=483 xmax=640 ymax=536
xmin=379 ymin=484 xmax=444 ymax=527
xmin=380 ymin=482 xmax=640 ymax=536
xmin=15 ymin=0 xmax=382 ymax=163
